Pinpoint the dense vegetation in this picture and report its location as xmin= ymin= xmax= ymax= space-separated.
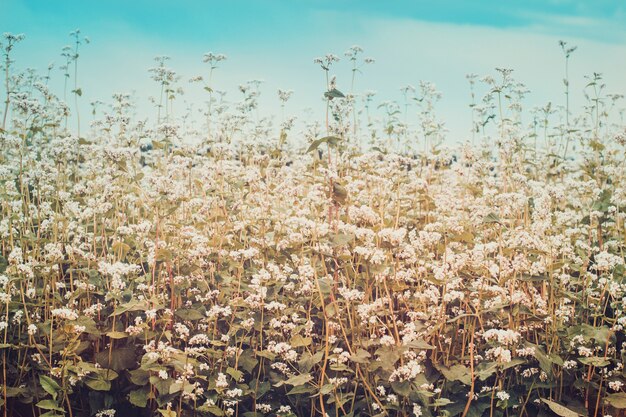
xmin=1 ymin=34 xmax=626 ymax=417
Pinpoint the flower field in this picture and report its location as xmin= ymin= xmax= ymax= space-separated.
xmin=1 ymin=34 xmax=626 ymax=417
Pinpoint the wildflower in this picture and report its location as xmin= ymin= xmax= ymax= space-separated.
xmin=277 ymin=405 xmax=292 ymax=415
xmin=496 ymin=391 xmax=510 ymax=401
xmin=277 ymin=89 xmax=293 ymax=103
xmin=216 ymin=372 xmax=228 ymax=388
xmin=226 ymin=388 xmax=242 ymax=398
xmin=486 ymin=346 xmax=512 ymax=363
xmin=256 ymin=403 xmax=272 ymax=413
xmin=483 ymin=329 xmax=521 ymax=345
xmin=389 ymin=360 xmax=423 ymax=382
xmin=51 ymin=308 xmax=78 ymax=321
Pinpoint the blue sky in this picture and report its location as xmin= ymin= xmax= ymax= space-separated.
xmin=5 ymin=1 xmax=626 ymax=41
xmin=2 ymin=0 xmax=626 ymax=142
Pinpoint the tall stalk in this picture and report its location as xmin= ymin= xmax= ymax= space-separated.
xmin=559 ymin=40 xmax=576 ymax=159
xmin=1 ymin=33 xmax=25 ymax=131
xmin=69 ymin=29 xmax=88 ymax=137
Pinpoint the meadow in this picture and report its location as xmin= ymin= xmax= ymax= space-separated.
xmin=1 ymin=33 xmax=626 ymax=417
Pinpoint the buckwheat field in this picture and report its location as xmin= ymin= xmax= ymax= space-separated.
xmin=1 ymin=30 xmax=625 ymax=417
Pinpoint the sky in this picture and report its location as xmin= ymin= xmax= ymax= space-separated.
xmin=2 ymin=0 xmax=626 ymax=144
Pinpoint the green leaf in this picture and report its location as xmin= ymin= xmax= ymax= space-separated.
xmin=476 ymin=359 xmax=525 ymax=381
xmin=349 ymin=348 xmax=371 ymax=364
xmin=567 ymin=324 xmax=612 ymax=345
xmin=174 ymin=308 xmax=205 ymax=321
xmin=238 ymin=350 xmax=258 ymax=373
xmin=85 ymin=378 xmax=111 ymax=391
xmin=589 ymin=139 xmax=605 ymax=151
xmin=298 ymin=350 xmax=324 ymax=373
xmin=371 ymin=146 xmax=387 ymax=154
xmin=434 ymin=363 xmax=472 ymax=385
xmin=129 ymin=368 xmax=150 ymax=385
xmin=306 ymin=136 xmax=341 ymax=153
xmin=256 ymin=350 xmax=276 ymax=360
xmin=204 ymin=406 xmax=224 ymax=416
xmin=483 ymin=212 xmax=502 ymax=224
xmin=226 ymin=367 xmax=243 ymax=382
xmin=95 ymin=347 xmax=137 ymax=371
xmin=390 ymin=380 xmax=412 ymax=396
xmin=332 ymin=183 xmax=348 ymax=204
xmin=405 ymin=339 xmax=436 ymax=350
xmin=36 ymin=399 xmax=64 ymax=412
xmin=373 ymin=347 xmax=401 ymax=372
xmin=110 ymin=298 xmax=151 ymax=317
xmin=74 ymin=316 xmax=101 ymax=335
xmin=4 ymin=386 xmax=27 ymax=398
xmin=324 ymin=88 xmax=345 ymax=99
xmin=290 ymin=334 xmax=312 ymax=347
xmin=129 ymin=387 xmax=150 ymax=408
xmin=169 ymin=381 xmax=183 ymax=394
xmin=541 ymin=398 xmax=583 ymax=417
xmin=433 ymin=398 xmax=453 ymax=407
xmin=112 ymin=241 xmax=131 ymax=258
xmin=155 ymin=248 xmax=173 ymax=262
xmin=578 ymin=357 xmax=610 ymax=367
xmin=605 ymin=392 xmax=626 ymax=409
xmin=106 ymin=331 xmax=128 ymax=339
xmin=283 ymin=373 xmax=313 ymax=386
xmin=319 ymin=384 xmax=335 ymax=395
xmin=329 ymin=233 xmax=353 ymax=247
xmin=316 ymin=278 xmax=332 ymax=295
xmin=525 ymin=342 xmax=553 ymax=375
xmin=39 ymin=375 xmax=61 ymax=398
xmin=467 ymin=401 xmax=492 ymax=417
xmin=287 ymin=384 xmax=316 ymax=395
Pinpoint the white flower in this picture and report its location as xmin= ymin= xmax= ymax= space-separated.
xmin=389 ymin=360 xmax=423 ymax=382
xmin=486 ymin=346 xmax=512 ymax=363
xmin=277 ymin=405 xmax=292 ymax=415
xmin=256 ymin=403 xmax=272 ymax=413
xmin=216 ymin=372 xmax=228 ymax=388
xmin=226 ymin=388 xmax=242 ymax=398
xmin=496 ymin=391 xmax=510 ymax=401
xmin=483 ymin=329 xmax=521 ymax=345
xmin=51 ymin=308 xmax=78 ymax=321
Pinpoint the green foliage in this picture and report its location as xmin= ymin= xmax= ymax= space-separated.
xmin=1 ymin=31 xmax=626 ymax=417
